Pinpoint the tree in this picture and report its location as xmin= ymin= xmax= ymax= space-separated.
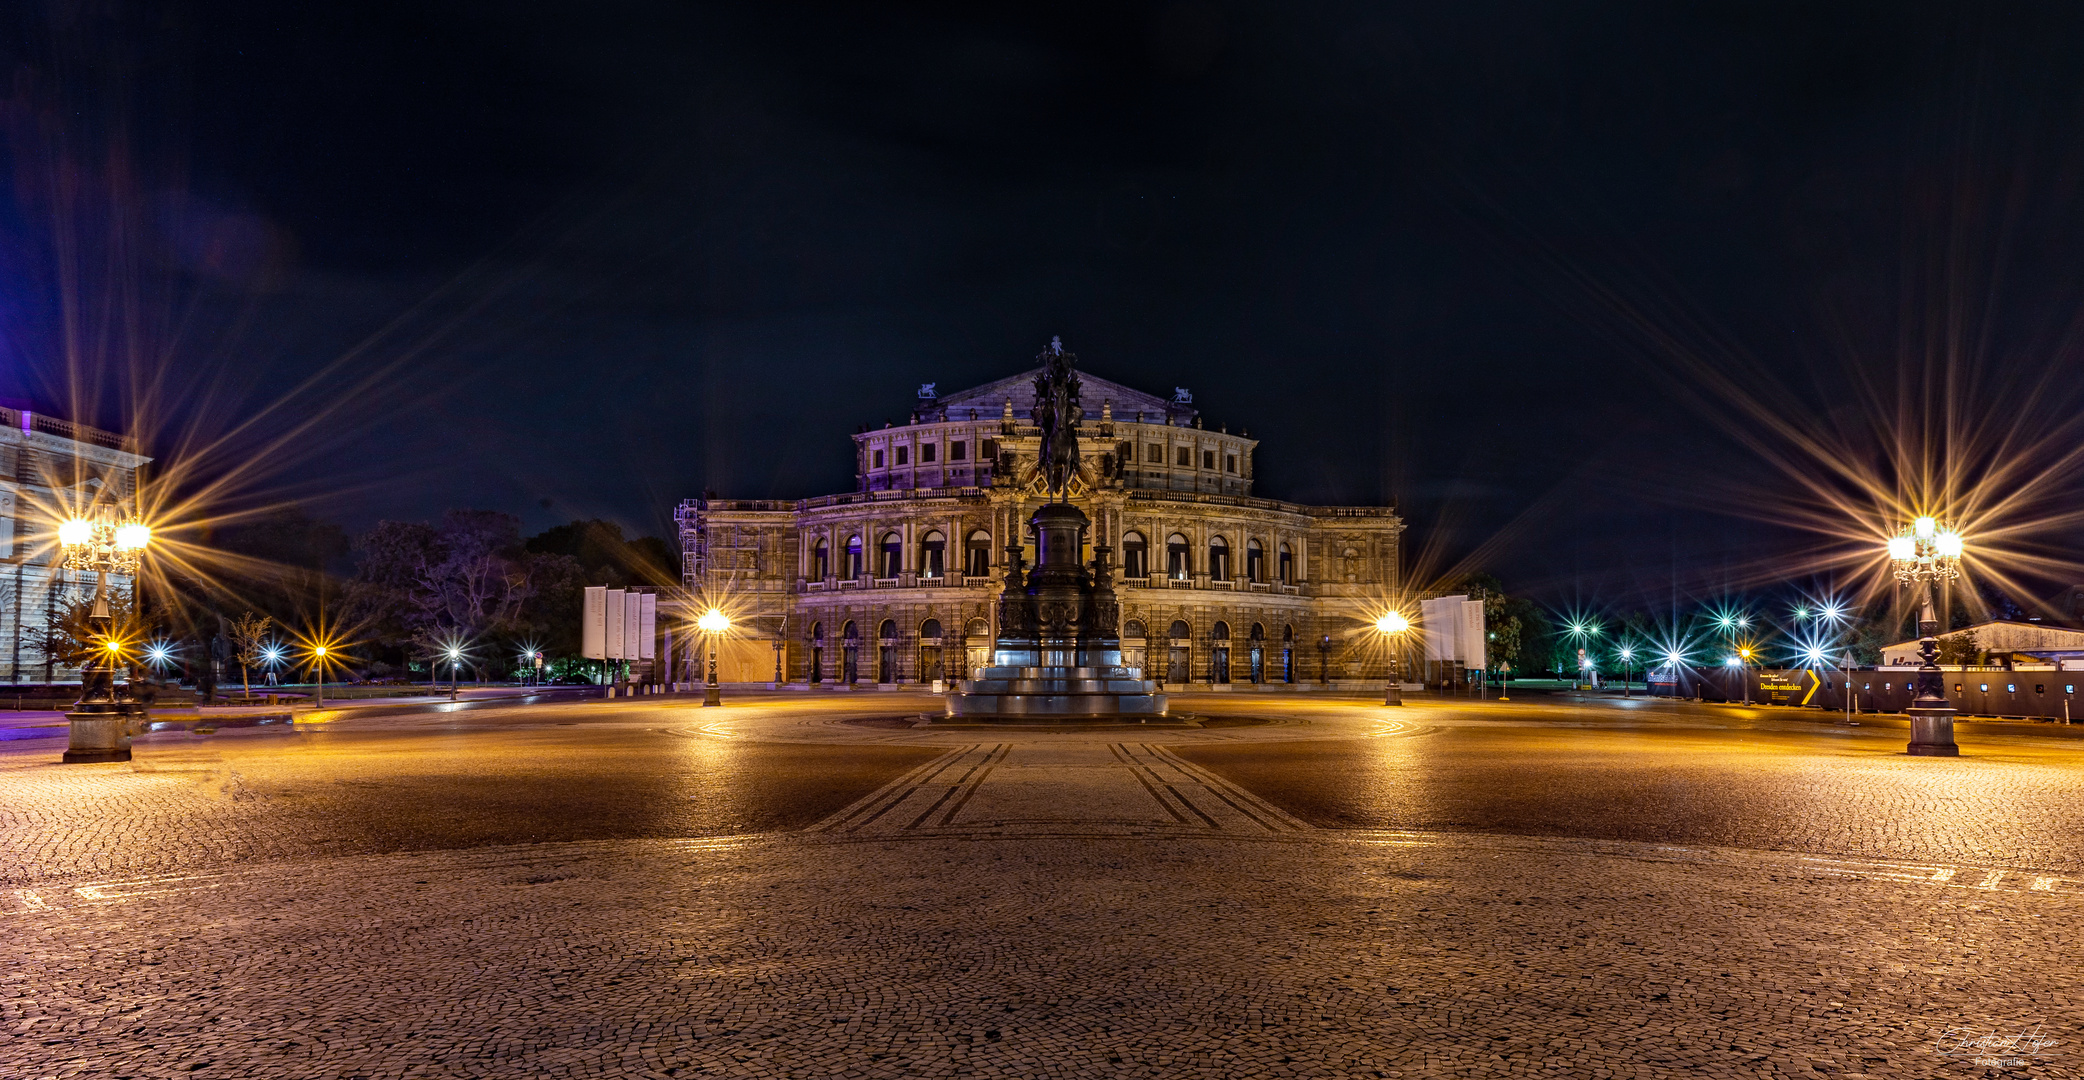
xmin=1936 ymin=630 xmax=1981 ymax=666
xmin=31 ymin=588 xmax=145 ymax=678
xmin=226 ymin=612 xmax=272 ymax=699
xmin=348 ymin=511 xmax=539 ymax=677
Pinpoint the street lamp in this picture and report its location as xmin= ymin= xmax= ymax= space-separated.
xmin=57 ymin=511 xmax=152 ymax=763
xmin=1618 ymin=646 xmax=1634 ymax=698
xmin=1374 ymin=611 xmax=1409 ymax=705
xmin=311 ymin=645 xmax=328 ymax=709
xmin=699 ymin=608 xmax=730 ymax=706
xmin=1890 ymin=516 xmax=1963 ymax=755
xmin=445 ymin=645 xmax=463 ymax=702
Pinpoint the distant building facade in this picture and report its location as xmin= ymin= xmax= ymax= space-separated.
xmin=0 ymin=406 xmax=150 ymax=683
xmin=676 ymin=347 xmax=1403 ymax=687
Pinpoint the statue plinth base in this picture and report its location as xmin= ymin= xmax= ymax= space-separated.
xmin=945 ymin=648 xmax=1168 ymax=720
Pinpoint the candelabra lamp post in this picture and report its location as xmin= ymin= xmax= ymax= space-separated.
xmin=1889 ymin=517 xmax=1963 ymax=756
xmin=58 ymin=514 xmax=152 ymax=763
xmin=699 ymin=608 xmax=730 ymax=706
xmin=1375 ymin=611 xmax=1409 ymax=705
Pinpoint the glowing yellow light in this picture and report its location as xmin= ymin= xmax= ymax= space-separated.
xmin=1934 ymin=531 xmax=1963 ymax=558
xmin=313 ymin=645 xmax=328 ymax=658
xmin=1887 ymin=535 xmax=1917 ymax=560
xmin=1914 ymin=516 xmax=1936 ymax=538
xmin=115 ymin=523 xmax=151 ymax=550
xmin=698 ymin=609 xmax=731 ymax=634
xmin=104 ymin=640 xmax=122 ymax=653
xmin=58 ymin=519 xmax=92 ymax=546
xmin=1374 ymin=612 xmax=1410 ymax=635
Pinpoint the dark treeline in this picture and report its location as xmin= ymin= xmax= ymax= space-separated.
xmin=133 ymin=511 xmax=672 ymax=692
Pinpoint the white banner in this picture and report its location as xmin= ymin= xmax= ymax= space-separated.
xmin=622 ymin=592 xmax=640 ymax=663
xmin=582 ymin=586 xmax=606 ymax=660
xmin=605 ymin=589 xmax=626 ymax=659
xmin=1460 ymin=599 xmax=1487 ymax=671
xmin=638 ymin=592 xmax=657 ymax=660
xmin=1420 ymin=595 xmax=1461 ymax=662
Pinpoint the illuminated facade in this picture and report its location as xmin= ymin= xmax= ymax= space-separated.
xmin=0 ymin=406 xmax=150 ymax=683
xmin=677 ymin=349 xmax=1403 ymax=687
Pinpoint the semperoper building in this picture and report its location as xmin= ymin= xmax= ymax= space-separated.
xmin=676 ymin=342 xmax=1403 ymax=689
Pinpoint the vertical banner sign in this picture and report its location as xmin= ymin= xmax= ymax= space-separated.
xmin=638 ymin=593 xmax=657 ymax=660
xmin=605 ymin=589 xmax=626 ymax=660
xmin=622 ymin=592 xmax=641 ymax=663
xmin=582 ymin=587 xmax=607 ymax=660
xmin=1460 ymin=599 xmax=1487 ymax=673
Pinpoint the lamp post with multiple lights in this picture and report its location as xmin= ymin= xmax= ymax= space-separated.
xmin=1617 ymin=646 xmax=1635 ymax=698
xmin=1889 ymin=516 xmax=1963 ymax=756
xmin=1375 ymin=611 xmax=1409 ymax=705
xmin=699 ymin=608 xmax=730 ymax=706
xmin=57 ymin=513 xmax=152 ymax=763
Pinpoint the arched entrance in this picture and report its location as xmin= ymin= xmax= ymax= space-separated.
xmin=1122 ymin=619 xmax=1148 ymax=678
xmin=1167 ymin=620 xmax=1191 ymax=685
xmin=919 ymin=618 xmax=945 ymax=682
xmin=964 ymin=617 xmax=991 ymax=676
xmin=809 ymin=621 xmax=825 ymax=684
xmin=841 ymin=621 xmax=860 ymax=683
xmin=1249 ymin=623 xmax=1265 ymax=683
xmin=877 ymin=619 xmax=898 ymax=683
xmin=1211 ymin=621 xmax=1231 ymax=683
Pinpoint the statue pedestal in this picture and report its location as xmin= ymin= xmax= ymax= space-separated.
xmin=946 ymin=664 xmax=1167 ymax=719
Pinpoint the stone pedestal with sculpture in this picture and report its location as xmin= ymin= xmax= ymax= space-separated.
xmin=944 ymin=341 xmax=1166 ymax=720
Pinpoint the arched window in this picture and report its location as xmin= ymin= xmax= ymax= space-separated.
xmin=879 ymin=532 xmax=903 ymax=578
xmin=1122 ymin=619 xmax=1147 ymax=640
xmin=810 ymin=621 xmax=825 ymax=642
xmin=1250 ymin=622 xmax=1265 ymax=641
xmin=1168 ymin=619 xmax=1192 ymax=641
xmin=1278 ymin=542 xmax=1294 ymax=584
xmin=1166 ymin=533 xmax=1191 ymax=579
xmin=1245 ymin=539 xmax=1265 ymax=582
xmin=1209 ymin=536 xmax=1230 ymax=581
xmin=965 ymin=530 xmax=993 ymax=578
xmin=878 ymin=619 xmax=898 ymax=641
xmin=920 ymin=530 xmax=946 ymax=579
xmin=842 ymin=620 xmax=859 ymax=641
xmin=1209 ymin=621 xmax=1231 ymax=683
xmin=1211 ymin=621 xmax=1231 ymax=641
xmin=846 ymin=536 xmax=865 ymax=579
xmin=921 ymin=618 xmax=943 ymax=641
xmin=965 ymin=617 xmax=990 ymax=639
xmin=1121 ymin=531 xmax=1149 ymax=579
xmin=1282 ymin=624 xmax=1295 ymax=642
xmin=812 ymin=538 xmax=829 ymax=580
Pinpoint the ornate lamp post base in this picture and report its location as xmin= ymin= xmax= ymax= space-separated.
xmin=1383 ymin=683 xmax=1402 ymax=706
xmin=1904 ymin=602 xmax=1959 ymax=756
xmin=1906 ymin=708 xmax=1959 ymax=756
xmin=62 ymin=705 xmax=133 ymax=763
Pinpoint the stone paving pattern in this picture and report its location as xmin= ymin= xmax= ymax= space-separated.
xmin=3 ymin=693 xmax=2080 ymax=1077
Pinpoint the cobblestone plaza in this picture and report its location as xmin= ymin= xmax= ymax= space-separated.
xmin=5 ymin=694 xmax=2082 ymax=1077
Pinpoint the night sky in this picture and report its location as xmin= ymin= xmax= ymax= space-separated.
xmin=6 ymin=2 xmax=2084 ymax=609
